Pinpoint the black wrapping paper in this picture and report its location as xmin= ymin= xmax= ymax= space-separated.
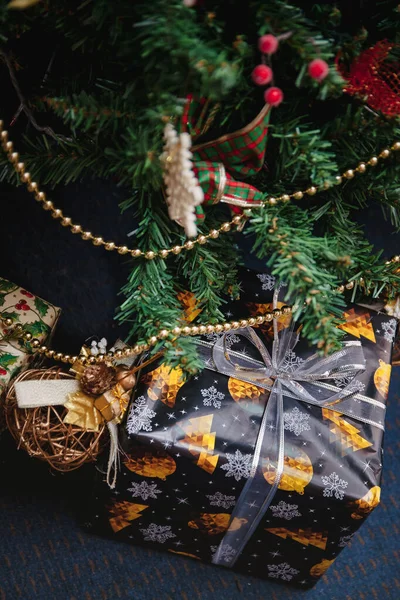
xmin=83 ymin=269 xmax=396 ymax=589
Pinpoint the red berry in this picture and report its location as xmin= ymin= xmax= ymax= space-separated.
xmin=22 ymin=304 xmax=30 ymax=311
xmin=251 ymin=64 xmax=273 ymax=86
xmin=264 ymin=86 xmax=284 ymax=107
xmin=308 ymin=58 xmax=329 ymax=82
xmin=258 ymin=34 xmax=279 ymax=55
xmin=21 ymin=290 xmax=34 ymax=298
xmin=0 ymin=368 xmax=7 ymax=376
xmin=15 ymin=303 xmax=23 ymax=310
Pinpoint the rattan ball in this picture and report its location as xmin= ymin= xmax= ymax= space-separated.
xmin=5 ymin=368 xmax=107 ymax=471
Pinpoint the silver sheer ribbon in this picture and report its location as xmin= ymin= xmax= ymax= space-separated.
xmin=195 ymin=310 xmax=386 ymax=569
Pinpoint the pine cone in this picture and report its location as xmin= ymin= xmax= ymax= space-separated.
xmin=80 ymin=363 xmax=116 ymax=396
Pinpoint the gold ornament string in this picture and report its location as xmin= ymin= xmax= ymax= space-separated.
xmin=1 ymin=121 xmax=399 ymax=260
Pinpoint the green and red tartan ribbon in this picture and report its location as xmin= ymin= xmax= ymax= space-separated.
xmin=181 ymin=97 xmax=270 ymax=213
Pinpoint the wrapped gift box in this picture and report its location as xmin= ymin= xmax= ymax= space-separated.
xmin=0 ymin=278 xmax=61 ymax=429
xmin=83 ymin=269 xmax=396 ymax=589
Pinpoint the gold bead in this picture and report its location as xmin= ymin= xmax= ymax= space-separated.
xmin=71 ymin=224 xmax=82 ymax=233
xmin=4 ymin=317 xmax=13 ymax=327
xmin=27 ymin=181 xmax=38 ymax=193
xmin=379 ymin=148 xmax=390 ymax=159
xmin=268 ymin=197 xmax=277 ymax=205
xmin=114 ymin=349 xmax=123 ymax=359
xmin=231 ymin=321 xmax=240 ymax=329
xmin=223 ymin=323 xmax=231 ymax=331
xmin=239 ymin=319 xmax=248 ymax=327
xmin=357 ymin=163 xmax=366 ymax=173
xmin=172 ymin=327 xmax=182 ymax=336
xmin=145 ymin=251 xmax=156 ymax=260
xmin=132 ymin=345 xmax=141 ymax=354
xmin=248 ymin=318 xmax=256 ymax=326
xmin=88 ymin=355 xmax=96 ymax=364
xmin=0 ymin=130 xmax=8 ymax=141
xmin=272 ymin=309 xmax=282 ymax=318
xmin=158 ymin=329 xmax=169 ymax=339
xmin=24 ymin=332 xmax=33 ymax=341
xmin=105 ymin=242 xmax=116 ymax=251
xmin=209 ymin=230 xmax=219 ymax=239
xmin=337 ymin=285 xmax=345 ymax=293
xmin=281 ymin=194 xmax=290 ymax=202
xmin=345 ymin=281 xmax=354 ymax=290
xmin=232 ymin=215 xmax=242 ymax=225
xmin=16 ymin=162 xmax=25 ymax=173
xmin=214 ymin=324 xmax=223 ymax=333
xmin=51 ymin=208 xmax=63 ymax=218
xmin=10 ymin=152 xmax=19 ymax=163
xmin=141 ymin=343 xmax=150 ymax=351
xmin=21 ymin=172 xmax=31 ymax=183
xmin=198 ymin=325 xmax=207 ymax=335
xmin=335 ymin=175 xmax=342 ymax=185
xmin=306 ymin=186 xmax=317 ymax=196
xmin=61 ymin=354 xmax=70 ymax=363
xmin=198 ymin=235 xmax=207 ymax=245
xmin=393 ymin=255 xmax=400 ymax=263
xmin=31 ymin=339 xmax=40 ymax=348
xmin=368 ymin=156 xmax=378 ymax=166
xmin=184 ymin=241 xmax=194 ymax=250
xmin=93 ymin=236 xmax=104 ymax=245
xmin=42 ymin=200 xmax=53 ymax=211
xmin=182 ymin=326 xmax=191 ymax=335
xmin=344 ymin=169 xmax=354 ymax=179
xmin=190 ymin=326 xmax=199 ymax=335
xmin=78 ymin=355 xmax=87 ymax=364
xmin=45 ymin=350 xmax=55 ymax=358
xmin=81 ymin=231 xmax=92 ymax=240
xmin=206 ymin=325 xmax=215 ymax=334
xmin=159 ymin=249 xmax=169 ymax=258
xmin=117 ymin=245 xmax=129 ymax=255
xmin=35 ymin=191 xmax=46 ymax=202
xmin=131 ymin=249 xmax=142 ymax=258
xmin=107 ymin=350 xmax=114 ymax=358
xmin=5 ymin=140 xmax=13 ymax=152
xmin=391 ymin=141 xmax=400 ymax=151
xmin=220 ymin=222 xmax=231 ymax=232
xmin=61 ymin=217 xmax=72 ymax=227
xmin=293 ymin=191 xmax=304 ymax=200
xmin=149 ymin=336 xmax=158 ymax=345
xmin=256 ymin=316 xmax=265 ymax=324
xmin=71 ymin=356 xmax=78 ymax=364
xmin=282 ymin=305 xmax=292 ymax=314
xmin=172 ymin=246 xmax=182 ymax=255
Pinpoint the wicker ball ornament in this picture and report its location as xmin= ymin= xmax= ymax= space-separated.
xmin=5 ymin=368 xmax=108 ymax=471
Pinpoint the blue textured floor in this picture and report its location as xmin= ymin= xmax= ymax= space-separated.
xmin=0 ymin=368 xmax=398 ymax=600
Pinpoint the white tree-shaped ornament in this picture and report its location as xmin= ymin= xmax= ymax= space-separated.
xmin=162 ymin=123 xmax=204 ymax=238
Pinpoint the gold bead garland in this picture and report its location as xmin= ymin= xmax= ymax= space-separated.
xmin=1 ymin=120 xmax=400 ymax=259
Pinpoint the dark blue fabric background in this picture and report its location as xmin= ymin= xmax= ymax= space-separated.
xmin=0 ymin=180 xmax=399 ymax=599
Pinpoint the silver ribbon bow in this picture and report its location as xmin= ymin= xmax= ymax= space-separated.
xmin=196 ymin=310 xmax=386 ymax=568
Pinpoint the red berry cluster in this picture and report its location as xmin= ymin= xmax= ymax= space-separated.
xmin=15 ymin=299 xmax=30 ymax=311
xmin=0 ymin=368 xmax=7 ymax=376
xmin=21 ymin=289 xmax=34 ymax=298
xmin=251 ymin=34 xmax=330 ymax=108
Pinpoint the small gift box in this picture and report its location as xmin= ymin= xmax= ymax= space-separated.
xmin=83 ymin=269 xmax=396 ymax=589
xmin=0 ymin=278 xmax=61 ymax=430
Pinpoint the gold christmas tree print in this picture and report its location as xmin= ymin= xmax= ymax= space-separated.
xmin=310 ymin=558 xmax=335 ymax=578
xmin=142 ymin=364 xmax=185 ymax=408
xmin=188 ymin=513 xmax=248 ymax=535
xmin=177 ymin=290 xmax=202 ymax=322
xmin=124 ymin=447 xmax=176 ymax=480
xmin=265 ymin=527 xmax=328 ymax=550
xmin=228 ymin=377 xmax=271 ymax=408
xmin=338 ymin=308 xmax=376 ymax=342
xmin=108 ymin=500 xmax=148 ymax=532
xmin=374 ymin=359 xmax=391 ymax=398
xmin=178 ymin=414 xmax=219 ymax=474
xmin=349 ymin=486 xmax=381 ymax=519
xmin=322 ymin=408 xmax=372 ymax=456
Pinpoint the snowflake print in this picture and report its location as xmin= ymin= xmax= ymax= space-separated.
xmin=221 ymin=449 xmax=253 ymax=481
xmin=140 ymin=523 xmax=176 ymax=543
xmin=127 ymin=481 xmax=161 ymax=501
xmin=381 ymin=318 xmax=397 ymax=343
xmin=339 ymin=533 xmax=355 ymax=547
xmin=206 ymin=491 xmax=236 ymax=510
xmin=281 ymin=349 xmax=304 ymax=373
xmin=201 ymin=385 xmax=225 ymax=409
xmin=205 ymin=332 xmax=241 ymax=349
xmin=269 ymin=500 xmax=301 ymax=520
xmin=126 ymin=396 xmax=156 ymax=435
xmin=211 ymin=544 xmax=237 ymax=564
xmin=321 ymin=472 xmax=348 ymax=500
xmin=283 ymin=407 xmax=311 ymax=437
xmin=267 ymin=562 xmax=300 ymax=581
xmin=256 ymin=273 xmax=276 ymax=291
